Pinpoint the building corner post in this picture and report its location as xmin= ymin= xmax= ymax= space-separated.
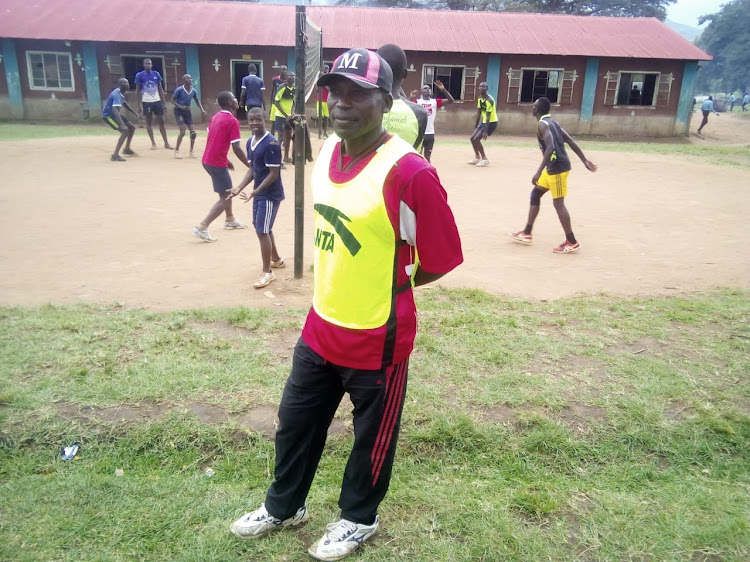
xmin=579 ymin=57 xmax=599 ymax=134
xmin=2 ymin=39 xmax=25 ymax=119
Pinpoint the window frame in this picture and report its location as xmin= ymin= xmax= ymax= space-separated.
xmin=520 ymin=67 xmax=565 ymax=104
xmin=26 ymin=51 xmax=75 ymax=92
xmin=421 ymin=64 xmax=469 ymax=102
xmin=507 ymin=67 xmax=577 ymax=105
xmin=604 ymin=70 xmax=673 ymax=108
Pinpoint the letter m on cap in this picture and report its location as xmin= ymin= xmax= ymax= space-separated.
xmin=337 ymin=52 xmax=363 ymax=70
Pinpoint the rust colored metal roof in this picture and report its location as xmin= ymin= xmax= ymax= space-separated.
xmin=0 ymin=0 xmax=710 ymax=61
xmin=0 ymin=0 xmax=296 ymax=46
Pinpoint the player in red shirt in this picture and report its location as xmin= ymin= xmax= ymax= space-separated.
xmin=229 ymin=48 xmax=463 ymax=561
xmin=192 ymin=91 xmax=249 ymax=242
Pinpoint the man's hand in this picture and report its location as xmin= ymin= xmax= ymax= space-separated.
xmin=227 ymin=161 xmax=235 ymax=171
xmin=409 ymin=89 xmax=419 ymax=100
xmin=239 ymin=190 xmax=255 ymax=202
xmin=532 ymin=172 xmax=541 ymax=185
xmin=584 ymin=160 xmax=597 ymax=172
xmin=434 ymin=80 xmax=446 ymax=91
xmin=226 ymin=186 xmax=243 ymax=199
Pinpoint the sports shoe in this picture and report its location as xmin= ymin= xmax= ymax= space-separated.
xmin=111 ymin=154 xmax=126 ymax=162
xmin=192 ymin=226 xmax=216 ymax=242
xmin=553 ymin=240 xmax=580 ymax=254
xmin=509 ymin=231 xmax=533 ymax=245
xmin=189 ymin=151 xmax=196 ymax=159
xmin=174 ymin=151 xmax=182 ymax=159
xmin=122 ymin=148 xmax=136 ymax=156
xmin=223 ymin=220 xmax=247 ymax=230
xmin=230 ymin=504 xmax=308 ymax=540
xmin=271 ymin=258 xmax=286 ymax=269
xmin=476 ymin=159 xmax=490 ymax=167
xmin=308 ymin=517 xmax=379 ymax=561
xmin=253 ymin=271 xmax=277 ymax=289
xmin=467 ymin=158 xmax=480 ymax=165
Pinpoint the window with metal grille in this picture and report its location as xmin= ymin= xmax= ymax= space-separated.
xmin=507 ymin=68 xmax=576 ymax=104
xmin=604 ymin=71 xmax=673 ymax=107
xmin=421 ymin=65 xmax=469 ymax=101
xmin=27 ymin=52 xmax=74 ymax=91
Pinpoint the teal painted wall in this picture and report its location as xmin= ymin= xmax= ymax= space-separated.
xmin=487 ymin=54 xmax=501 ymax=102
xmin=580 ymin=57 xmax=599 ymax=123
xmin=2 ymin=39 xmax=24 ymax=118
xmin=675 ymin=61 xmax=698 ymax=133
xmin=82 ymin=42 xmax=101 ymax=116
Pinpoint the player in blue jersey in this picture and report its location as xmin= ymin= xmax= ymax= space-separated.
xmin=101 ymin=78 xmax=142 ymax=162
xmin=227 ymin=107 xmax=286 ymax=289
xmin=239 ymin=63 xmax=266 ymax=114
xmin=135 ymin=58 xmax=172 ymax=150
xmin=171 ymin=74 xmax=207 ymax=159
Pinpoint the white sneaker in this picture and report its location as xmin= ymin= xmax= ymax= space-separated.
xmin=230 ymin=503 xmax=308 ymax=540
xmin=223 ymin=220 xmax=247 ymax=230
xmin=253 ymin=271 xmax=277 ymax=289
xmin=467 ymin=158 xmax=480 ymax=165
xmin=476 ymin=159 xmax=490 ymax=167
xmin=189 ymin=151 xmax=196 ymax=159
xmin=174 ymin=151 xmax=182 ymax=159
xmin=192 ymin=226 xmax=216 ymax=242
xmin=308 ymin=517 xmax=379 ymax=561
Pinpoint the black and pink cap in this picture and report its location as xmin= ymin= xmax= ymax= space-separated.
xmin=317 ymin=48 xmax=393 ymax=93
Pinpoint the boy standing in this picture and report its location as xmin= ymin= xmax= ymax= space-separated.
xmin=192 ymin=91 xmax=249 ymax=242
xmin=101 ymin=78 xmax=141 ymax=161
xmin=509 ymin=97 xmax=597 ymax=254
xmin=414 ymin=80 xmax=454 ymax=162
xmin=134 ymin=58 xmax=172 ymax=150
xmin=228 ymin=107 xmax=286 ymax=289
xmin=171 ymin=74 xmax=206 ymax=159
xmin=273 ymin=73 xmax=296 ymax=163
xmin=468 ymin=82 xmax=498 ymax=167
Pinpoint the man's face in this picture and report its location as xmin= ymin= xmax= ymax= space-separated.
xmin=287 ymin=74 xmax=295 ymax=87
xmin=532 ymin=100 xmax=542 ymax=118
xmin=323 ymin=65 xmax=330 ymax=74
xmin=478 ymin=82 xmax=487 ymax=96
xmin=421 ymin=85 xmax=431 ymax=99
xmin=227 ymin=94 xmax=239 ymax=113
xmin=119 ymin=80 xmax=129 ymax=93
xmin=143 ymin=59 xmax=153 ymax=71
xmin=280 ymin=67 xmax=288 ymax=80
xmin=327 ymin=76 xmax=391 ymax=141
xmin=247 ymin=110 xmax=265 ymax=134
xmin=183 ymin=75 xmax=192 ymax=88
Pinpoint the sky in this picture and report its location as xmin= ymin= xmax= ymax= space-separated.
xmin=666 ymin=0 xmax=727 ymax=26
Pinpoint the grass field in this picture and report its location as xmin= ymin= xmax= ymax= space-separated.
xmin=1 ymin=289 xmax=748 ymax=561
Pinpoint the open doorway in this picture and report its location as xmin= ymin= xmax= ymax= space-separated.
xmin=231 ymin=59 xmax=264 ymax=121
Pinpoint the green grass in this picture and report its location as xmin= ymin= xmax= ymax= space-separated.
xmin=1 ymin=289 xmax=748 ymax=561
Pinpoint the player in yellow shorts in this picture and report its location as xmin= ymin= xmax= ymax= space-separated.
xmin=508 ymin=97 xmax=596 ymax=254
xmin=535 ymin=169 xmax=569 ymax=199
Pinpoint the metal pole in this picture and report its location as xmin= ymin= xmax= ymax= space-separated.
xmin=294 ymin=5 xmax=306 ymax=280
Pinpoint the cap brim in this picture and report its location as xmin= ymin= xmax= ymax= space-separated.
xmin=317 ymin=72 xmax=381 ymax=90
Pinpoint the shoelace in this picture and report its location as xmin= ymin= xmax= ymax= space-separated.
xmin=325 ymin=520 xmax=358 ymax=542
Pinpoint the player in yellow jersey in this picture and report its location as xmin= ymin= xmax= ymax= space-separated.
xmin=468 ymin=81 xmax=498 ymax=167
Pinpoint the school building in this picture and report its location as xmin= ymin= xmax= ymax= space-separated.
xmin=0 ymin=0 xmax=711 ymax=136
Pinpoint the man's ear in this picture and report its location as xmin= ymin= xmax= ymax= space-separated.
xmin=383 ymin=93 xmax=393 ymax=113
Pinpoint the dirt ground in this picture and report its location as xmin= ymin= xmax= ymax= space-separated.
xmin=1 ymin=112 xmax=748 ymax=311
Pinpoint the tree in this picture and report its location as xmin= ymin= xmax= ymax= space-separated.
xmin=336 ymin=0 xmax=674 ymax=20
xmin=695 ymin=0 xmax=750 ymax=94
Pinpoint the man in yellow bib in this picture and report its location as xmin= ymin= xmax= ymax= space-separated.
xmin=229 ymin=48 xmax=463 ymax=561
